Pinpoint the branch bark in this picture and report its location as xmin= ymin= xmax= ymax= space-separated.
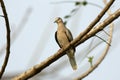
xmin=74 ymin=0 xmax=115 ymax=47
xmin=74 ymin=0 xmax=114 ymax=79
xmin=0 ymin=0 xmax=11 ymax=79
xmin=12 ymin=1 xmax=120 ymax=80
xmin=75 ymin=8 xmax=120 ymax=47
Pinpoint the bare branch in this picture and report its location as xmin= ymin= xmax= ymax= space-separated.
xmin=0 ymin=0 xmax=11 ymax=79
xmin=75 ymin=0 xmax=114 ymax=47
xmin=51 ymin=1 xmax=102 ymax=9
xmin=0 ymin=8 xmax=32 ymax=57
xmin=75 ymin=8 xmax=120 ymax=47
xmin=12 ymin=2 xmax=120 ymax=80
xmin=74 ymin=0 xmax=115 ymax=79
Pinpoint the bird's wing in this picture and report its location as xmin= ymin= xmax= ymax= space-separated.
xmin=55 ymin=31 xmax=62 ymax=48
xmin=65 ymin=28 xmax=73 ymax=42
xmin=65 ymin=28 xmax=76 ymax=52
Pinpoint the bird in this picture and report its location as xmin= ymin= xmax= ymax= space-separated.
xmin=54 ymin=17 xmax=77 ymax=70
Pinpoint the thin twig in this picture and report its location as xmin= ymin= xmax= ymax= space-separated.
xmin=88 ymin=2 xmax=103 ymax=9
xmin=75 ymin=8 xmax=120 ymax=47
xmin=0 ymin=8 xmax=32 ymax=56
xmin=74 ymin=0 xmax=115 ymax=79
xmin=103 ymin=29 xmax=110 ymax=36
xmin=95 ymin=34 xmax=111 ymax=46
xmin=75 ymin=0 xmax=115 ymax=47
xmin=12 ymin=3 xmax=120 ymax=80
xmin=0 ymin=15 xmax=4 ymax=17
xmin=51 ymin=1 xmax=102 ymax=9
xmin=0 ymin=0 xmax=11 ymax=79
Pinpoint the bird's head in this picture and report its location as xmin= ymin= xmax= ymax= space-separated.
xmin=54 ymin=17 xmax=63 ymax=23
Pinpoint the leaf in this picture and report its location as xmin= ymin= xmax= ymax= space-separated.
xmin=64 ymin=15 xmax=71 ymax=19
xmin=63 ymin=21 xmax=67 ymax=25
xmin=88 ymin=56 xmax=94 ymax=67
xmin=71 ymin=8 xmax=77 ymax=13
xmin=82 ymin=1 xmax=88 ymax=6
xmin=75 ymin=2 xmax=81 ymax=6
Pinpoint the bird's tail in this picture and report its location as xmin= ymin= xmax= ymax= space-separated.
xmin=67 ymin=50 xmax=77 ymax=70
xmin=69 ymin=55 xmax=77 ymax=70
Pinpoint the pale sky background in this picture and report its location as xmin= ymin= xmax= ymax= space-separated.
xmin=0 ymin=0 xmax=120 ymax=80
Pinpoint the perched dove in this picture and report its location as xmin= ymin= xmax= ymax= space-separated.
xmin=54 ymin=17 xmax=77 ymax=70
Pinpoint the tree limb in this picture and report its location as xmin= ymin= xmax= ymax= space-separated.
xmin=75 ymin=9 xmax=120 ymax=47
xmin=0 ymin=0 xmax=11 ymax=79
xmin=74 ymin=0 xmax=115 ymax=47
xmin=12 ymin=2 xmax=120 ymax=80
xmin=74 ymin=0 xmax=114 ymax=79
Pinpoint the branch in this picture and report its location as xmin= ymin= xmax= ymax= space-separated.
xmin=12 ymin=3 xmax=120 ymax=80
xmin=75 ymin=8 xmax=120 ymax=47
xmin=51 ymin=1 xmax=102 ymax=9
xmin=74 ymin=0 xmax=114 ymax=79
xmin=0 ymin=0 xmax=11 ymax=79
xmin=0 ymin=8 xmax=32 ymax=56
xmin=74 ymin=0 xmax=114 ymax=47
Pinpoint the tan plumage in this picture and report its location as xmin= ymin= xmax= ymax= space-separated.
xmin=54 ymin=17 xmax=77 ymax=70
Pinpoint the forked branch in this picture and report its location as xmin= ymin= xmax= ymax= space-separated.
xmin=12 ymin=0 xmax=120 ymax=80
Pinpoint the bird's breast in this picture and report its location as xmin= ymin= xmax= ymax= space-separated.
xmin=57 ymin=31 xmax=69 ymax=47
